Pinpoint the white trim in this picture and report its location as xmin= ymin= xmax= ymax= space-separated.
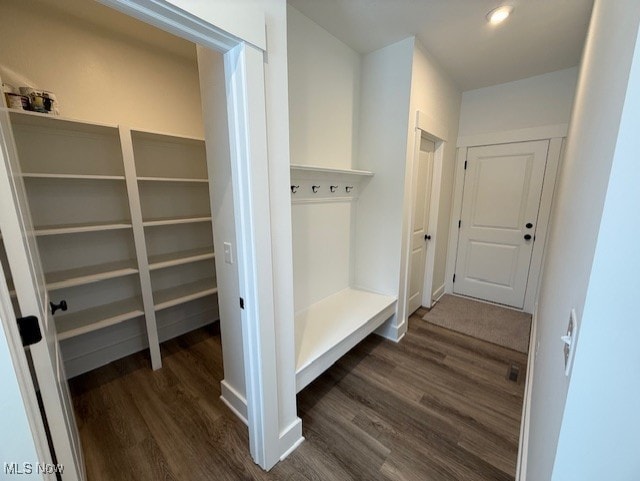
xmin=225 ymin=43 xmax=282 ymax=469
xmin=457 ymin=124 xmax=568 ymax=147
xmin=220 ymin=380 xmax=248 ymax=425
xmin=291 ymin=197 xmax=355 ymax=205
xmin=375 ymin=316 xmax=406 ymax=343
xmin=523 ymin=138 xmax=563 ymax=313
xmin=516 ymin=306 xmax=539 ymax=481
xmin=278 ymin=419 xmax=304 ymax=461
xmin=444 ymin=147 xmax=467 ymax=294
xmin=431 ymin=283 xmax=445 ymax=306
xmin=96 ymin=0 xmax=253 ymax=52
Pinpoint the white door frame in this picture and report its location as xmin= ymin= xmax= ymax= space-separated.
xmin=99 ymin=0 xmax=283 ymax=469
xmin=399 ymin=110 xmax=448 ymax=327
xmin=0 ymin=0 xmax=287 ymax=471
xmin=445 ymin=125 xmax=566 ymax=313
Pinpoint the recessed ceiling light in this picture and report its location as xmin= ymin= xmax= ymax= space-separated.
xmin=487 ymin=5 xmax=513 ymax=25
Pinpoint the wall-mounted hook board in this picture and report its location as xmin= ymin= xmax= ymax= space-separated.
xmin=290 ymin=164 xmax=374 ymax=204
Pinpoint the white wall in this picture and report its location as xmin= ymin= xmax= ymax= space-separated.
xmin=553 ymin=21 xmax=640 ymax=480
xmin=291 ymin=203 xmax=352 ymax=312
xmin=287 ymin=6 xmax=361 ymax=169
xmin=354 ymin=37 xmax=461 ymax=338
xmin=406 ymin=41 xmax=461 ymax=302
xmin=524 ymin=1 xmax=640 ymax=479
xmin=0 ymin=0 xmax=203 ymax=138
xmin=458 ymin=67 xmax=579 ymax=138
xmin=353 ymin=37 xmax=414 ymax=307
xmin=287 ymin=7 xmax=362 ymax=312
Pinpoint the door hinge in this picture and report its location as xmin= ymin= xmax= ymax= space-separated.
xmin=17 ymin=316 xmax=42 ymax=347
xmin=453 ymin=274 xmax=456 ymax=283
xmin=239 ymin=297 xmax=245 ymax=310
xmin=458 ymin=220 xmax=462 ymax=228
xmin=464 ymin=160 xmax=468 ymax=170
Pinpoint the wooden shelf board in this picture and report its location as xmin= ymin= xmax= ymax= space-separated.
xmin=35 ymin=221 xmax=132 ymax=236
xmin=46 ymin=260 xmax=138 ymax=291
xmin=6 ymin=108 xmax=118 ymax=134
xmin=153 ymin=278 xmax=218 ymax=311
xmin=143 ymin=216 xmax=212 ymax=228
xmin=55 ymin=297 xmax=144 ymax=341
xmin=137 ymin=176 xmax=208 ymax=183
xmin=22 ymin=173 xmax=125 ymax=181
xmin=290 ymin=164 xmax=374 ymax=177
xmin=295 ymin=287 xmax=397 ymax=393
xmin=148 ymin=249 xmax=215 ymax=271
xmin=131 ymin=128 xmax=205 ymax=144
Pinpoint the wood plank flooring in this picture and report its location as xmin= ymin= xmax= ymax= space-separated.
xmin=70 ymin=309 xmax=527 ymax=480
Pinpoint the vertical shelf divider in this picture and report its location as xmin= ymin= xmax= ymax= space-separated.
xmin=119 ymin=125 xmax=162 ymax=370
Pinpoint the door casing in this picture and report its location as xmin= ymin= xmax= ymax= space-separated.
xmin=399 ymin=110 xmax=449 ymax=331
xmin=445 ymin=126 xmax=565 ymax=313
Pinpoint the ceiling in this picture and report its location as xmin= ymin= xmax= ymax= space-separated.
xmin=287 ymin=0 xmax=594 ymax=91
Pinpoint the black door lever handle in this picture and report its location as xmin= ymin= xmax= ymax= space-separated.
xmin=50 ymin=300 xmax=68 ymax=315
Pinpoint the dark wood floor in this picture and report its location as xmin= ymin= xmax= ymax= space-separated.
xmin=70 ymin=310 xmax=527 ymax=481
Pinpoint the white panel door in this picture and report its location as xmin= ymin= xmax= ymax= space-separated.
xmin=408 ymin=139 xmax=434 ymax=314
xmin=454 ymin=140 xmax=548 ymax=308
xmin=0 ymin=110 xmax=85 ymax=480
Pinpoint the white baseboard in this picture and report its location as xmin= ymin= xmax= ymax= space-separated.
xmin=62 ymin=308 xmax=218 ymax=378
xmin=220 ymin=379 xmax=248 ymax=425
xmin=279 ymin=418 xmax=304 ymax=461
xmin=431 ymin=284 xmax=446 ymax=307
xmin=516 ymin=307 xmax=538 ymax=481
xmin=374 ymin=315 xmax=405 ymax=343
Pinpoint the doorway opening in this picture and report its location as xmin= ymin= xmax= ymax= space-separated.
xmin=0 ymin=0 xmax=283 ymax=476
xmin=446 ymin=136 xmax=564 ymax=314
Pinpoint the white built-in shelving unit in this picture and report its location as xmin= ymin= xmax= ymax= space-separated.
xmin=290 ymin=164 xmax=397 ymax=392
xmin=131 ymin=129 xmax=217 ymax=325
xmin=7 ymin=108 xmax=218 ymax=377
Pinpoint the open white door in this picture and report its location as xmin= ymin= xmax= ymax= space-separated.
xmin=0 ymin=108 xmax=85 ymax=480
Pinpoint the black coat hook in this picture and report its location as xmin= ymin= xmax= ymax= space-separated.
xmin=291 ymin=185 xmax=299 ymax=194
xmin=330 ymin=185 xmax=338 ymax=192
xmin=312 ymin=185 xmax=320 ymax=193
xmin=345 ymin=186 xmax=354 ymax=193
